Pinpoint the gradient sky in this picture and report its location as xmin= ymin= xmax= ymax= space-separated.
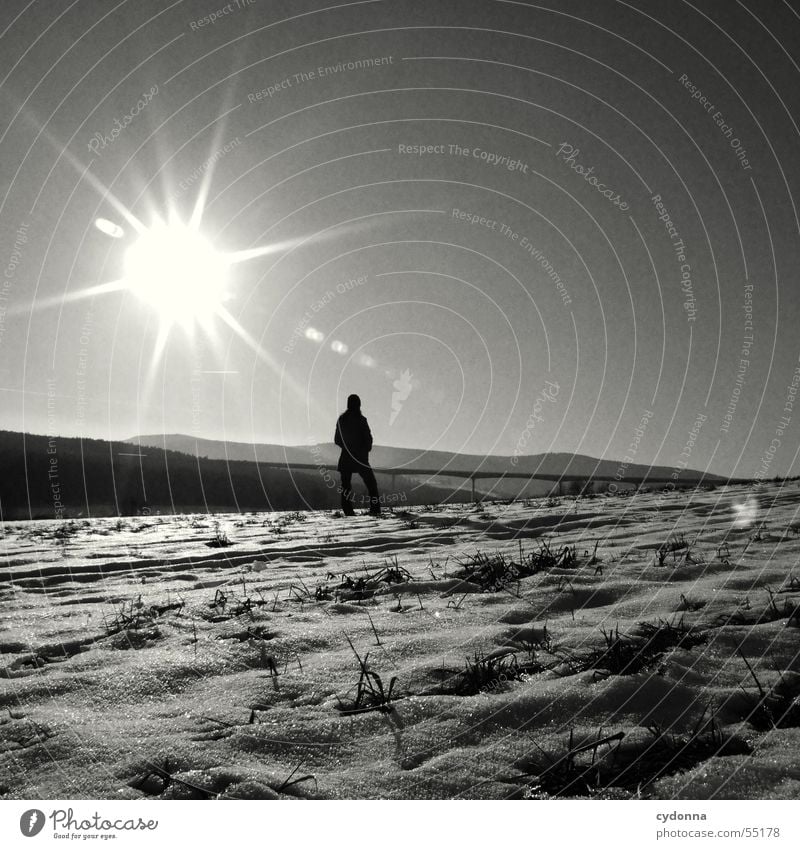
xmin=2 ymin=0 xmax=800 ymax=479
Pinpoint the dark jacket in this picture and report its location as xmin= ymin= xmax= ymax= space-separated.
xmin=334 ymin=410 xmax=373 ymax=471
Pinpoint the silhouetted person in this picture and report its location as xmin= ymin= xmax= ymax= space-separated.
xmin=334 ymin=394 xmax=380 ymax=516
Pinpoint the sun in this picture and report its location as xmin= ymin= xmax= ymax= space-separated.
xmin=123 ymin=218 xmax=230 ymax=328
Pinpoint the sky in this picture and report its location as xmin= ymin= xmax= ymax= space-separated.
xmin=1 ymin=0 xmax=800 ymax=479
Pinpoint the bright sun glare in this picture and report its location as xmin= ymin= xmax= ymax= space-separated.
xmin=123 ymin=219 xmax=229 ymax=328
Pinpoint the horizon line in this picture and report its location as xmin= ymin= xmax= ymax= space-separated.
xmin=0 ymin=427 xmax=753 ymax=481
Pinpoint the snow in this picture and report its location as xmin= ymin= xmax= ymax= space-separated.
xmin=1 ymin=482 xmax=799 ymax=799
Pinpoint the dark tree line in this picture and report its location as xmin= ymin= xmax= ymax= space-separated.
xmin=0 ymin=431 xmax=441 ymax=519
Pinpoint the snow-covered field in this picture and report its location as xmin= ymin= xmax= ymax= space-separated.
xmin=2 ymin=483 xmax=800 ymax=800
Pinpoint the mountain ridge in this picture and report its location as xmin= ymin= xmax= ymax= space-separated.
xmin=0 ymin=429 xmax=741 ymax=520
xmin=127 ymin=432 xmax=732 ymax=483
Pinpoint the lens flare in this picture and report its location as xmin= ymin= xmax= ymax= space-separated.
xmin=94 ymin=218 xmax=124 ymax=238
xmin=732 ymin=495 xmax=759 ymax=528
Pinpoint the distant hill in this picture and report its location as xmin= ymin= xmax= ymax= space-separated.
xmin=129 ymin=433 xmax=730 ymax=481
xmin=0 ymin=431 xmax=450 ymax=520
xmin=0 ymin=429 xmax=734 ymax=521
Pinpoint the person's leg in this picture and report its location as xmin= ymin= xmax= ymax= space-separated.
xmin=360 ymin=467 xmax=381 ymax=515
xmin=340 ymin=471 xmax=355 ymax=515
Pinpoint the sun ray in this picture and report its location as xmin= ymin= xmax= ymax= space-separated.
xmin=194 ymin=314 xmax=227 ymax=364
xmin=78 ymin=161 xmax=149 ymax=236
xmin=215 ymin=305 xmax=317 ymax=413
xmin=176 ymin=65 xmax=242 ymax=232
xmin=216 ymin=305 xmax=277 ymax=366
xmin=187 ymin=107 xmax=238 ymax=232
xmin=26 ymin=115 xmax=148 ymax=234
xmin=224 ymin=235 xmax=310 ymax=265
xmin=140 ymin=321 xmax=172 ymax=410
xmin=8 ymin=278 xmax=128 ymax=316
xmin=223 ymin=219 xmax=370 ymax=267
xmin=8 ymin=104 xmax=321 ymax=402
